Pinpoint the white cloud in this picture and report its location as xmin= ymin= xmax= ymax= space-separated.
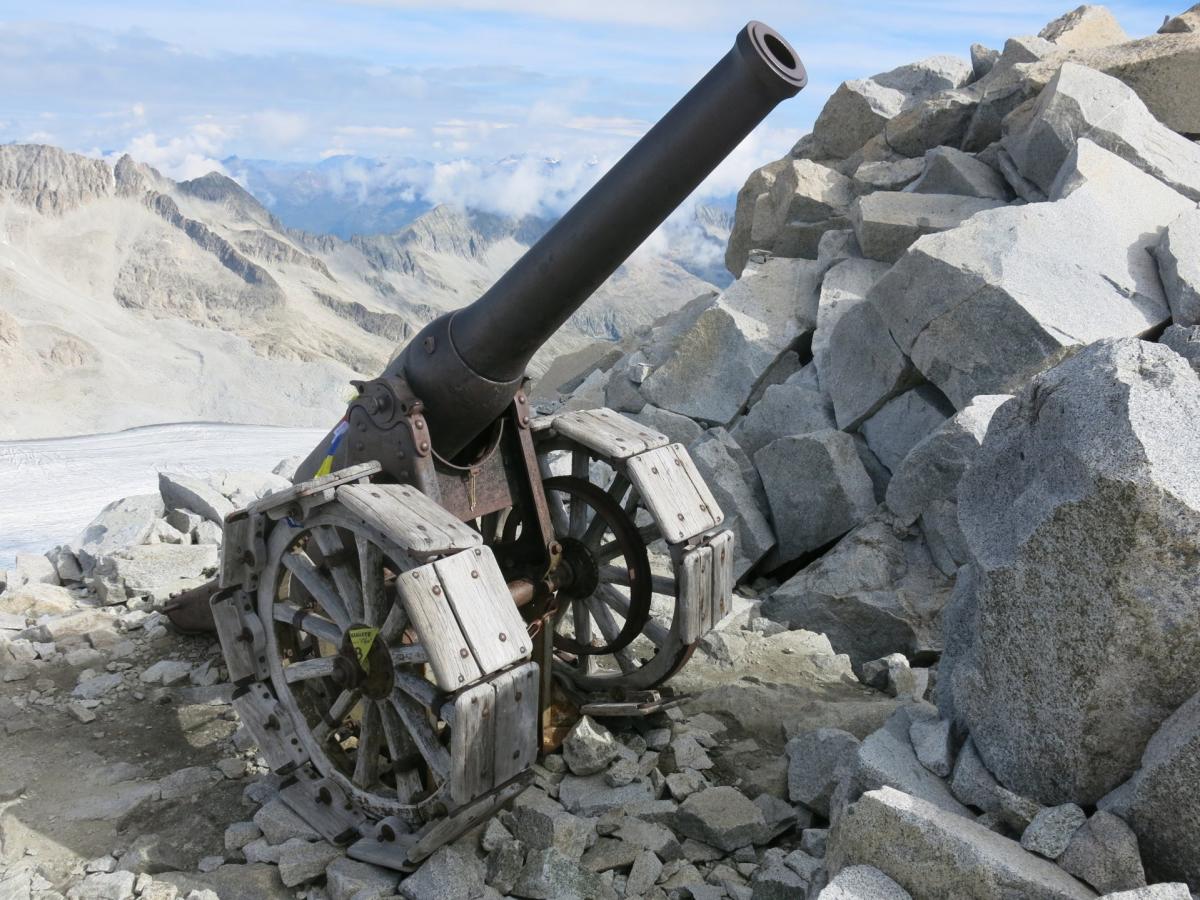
xmin=116 ymin=123 xmax=229 ymax=181
xmin=250 ymin=110 xmax=310 ymax=147
xmin=337 ymin=125 xmax=416 ymax=139
xmin=340 ymin=0 xmax=733 ymax=28
xmin=563 ymin=116 xmax=648 ymax=137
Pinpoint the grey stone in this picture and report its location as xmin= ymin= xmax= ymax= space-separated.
xmin=563 ymin=716 xmax=619 ymax=777
xmin=104 ymin=544 xmax=219 ymax=605
xmin=882 ymin=89 xmax=980 ymax=159
xmin=884 ymin=394 xmax=1010 ymax=527
xmin=631 ymin=405 xmax=702 ymax=446
xmin=948 ymin=340 xmax=1200 ymax=805
xmin=673 ymin=787 xmax=770 ymax=852
xmin=755 ymin=431 xmax=876 ymax=562
xmin=764 ymin=517 xmax=953 ymax=670
xmin=907 ymin=147 xmax=1011 ymax=200
xmin=908 ymin=713 xmax=954 ymax=778
xmin=508 ymin=787 xmax=595 ymax=858
xmin=254 ymin=798 xmax=319 ymax=844
xmin=755 ymin=792 xmax=799 ymax=840
xmin=1005 ymin=63 xmax=1200 ymax=202
xmin=223 ymin=822 xmax=262 ymax=852
xmin=641 ymin=258 xmax=823 ymax=424
xmin=852 ymin=158 xmax=925 ymax=193
xmin=731 ymin=381 xmax=835 ymax=457
xmin=812 ymin=258 xmax=892 ymax=393
xmin=948 ymin=740 xmax=1041 ymax=833
xmin=580 ymin=837 xmax=639 ymax=873
xmin=1155 ymin=207 xmax=1200 ymax=326
xmin=970 ymin=44 xmax=1000 ymax=80
xmin=193 ymin=521 xmax=223 ymax=545
xmin=116 ymin=835 xmax=190 ymax=875
xmin=1160 ymin=3 xmax=1200 ymax=32
xmin=1057 ymin=811 xmax=1146 ymax=894
xmin=728 ymin=160 xmax=790 ymax=277
xmin=145 ymin=519 xmax=186 ymax=545
xmin=158 ymin=473 xmax=234 ymax=524
xmin=801 ymin=828 xmax=829 ymax=859
xmin=612 ymin=816 xmax=683 ymax=860
xmin=812 ymin=56 xmax=974 ymax=159
xmin=874 ymin=143 xmax=1190 ymax=408
xmin=0 ymin=582 xmax=76 ymax=617
xmin=860 ymin=653 xmax=919 ymax=699
xmin=1161 ymin=324 xmax=1200 ymax=375
xmin=824 ymin=295 xmax=919 ymax=430
xmin=851 ymin=192 xmax=1004 ymax=264
xmin=665 ymin=770 xmax=707 ymax=802
xmin=140 ymin=659 xmax=193 ymax=685
xmin=512 ymin=848 xmax=609 ymax=900
xmin=666 ymin=734 xmax=713 ymax=772
xmin=626 ymin=851 xmax=662 ymax=897
xmin=400 ymin=846 xmax=485 ymax=900
xmin=833 ymin=706 xmax=973 ymax=824
xmin=817 ymin=228 xmax=864 ymax=263
xmin=962 ymin=36 xmax=1062 ymax=152
xmin=67 ymin=494 xmax=166 ymax=575
xmin=827 ymin=787 xmax=1096 ymax=900
xmin=12 ymin=553 xmax=58 ymax=587
xmin=72 ymin=673 xmax=123 ymax=700
xmin=1039 ymin=5 xmax=1128 ymax=48
xmin=859 ymin=386 xmax=953 ymax=473
xmin=1121 ymin=688 xmax=1200 ymax=886
xmin=1020 ymin=804 xmax=1086 ymax=860
xmin=688 ymin=430 xmax=775 ymax=578
xmin=484 ymin=839 xmax=523 ymax=895
xmin=325 ymin=857 xmax=398 ymax=900
xmin=749 ymin=861 xmax=809 ymax=900
xmin=753 ymin=160 xmax=856 ymax=257
xmin=817 ymin=865 xmax=911 ymax=899
xmin=558 ymin=773 xmax=654 ymax=817
xmin=1098 ymin=887 xmax=1191 ymax=900
xmin=66 ymin=872 xmax=137 ymax=900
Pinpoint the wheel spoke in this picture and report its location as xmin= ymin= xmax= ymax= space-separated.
xmin=581 ymin=474 xmax=628 ymax=550
xmin=597 ymin=583 xmax=669 ymax=647
xmin=585 ymin=594 xmax=637 ymax=674
xmin=284 ymin=656 xmax=339 ymax=683
xmin=390 ymin=690 xmax=450 ymax=779
xmin=379 ymin=597 xmax=410 ymax=643
xmin=353 ymin=702 xmax=383 ymax=789
xmin=569 ymin=452 xmax=591 ymax=538
xmin=390 ymin=644 xmax=430 ymax=666
xmin=273 ymin=603 xmax=341 ymax=645
xmin=599 ymin=564 xmax=674 ymax=596
xmin=379 ymin=703 xmax=425 ymax=802
xmin=312 ymin=527 xmax=365 ymax=622
xmin=283 ymin=551 xmax=352 ymax=630
xmin=394 ymin=671 xmax=441 ymax=708
xmin=572 ymin=598 xmax=595 ymax=675
xmin=313 ymin=689 xmax=361 ymax=742
xmin=357 ymin=538 xmax=387 ymax=628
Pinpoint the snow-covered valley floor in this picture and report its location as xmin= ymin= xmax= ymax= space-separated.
xmin=0 ymin=422 xmax=327 ymax=568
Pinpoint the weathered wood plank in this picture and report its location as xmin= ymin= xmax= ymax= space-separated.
xmin=624 ymin=444 xmax=723 ymax=544
xmin=677 ymin=544 xmax=713 ymax=643
xmin=232 ymin=682 xmax=310 ymax=772
xmin=449 ymin=681 xmax=496 ymax=806
xmin=378 ymin=703 xmax=425 ymax=803
xmin=312 ymin=688 xmax=362 ymax=743
xmin=211 ymin=589 xmax=267 ymax=683
xmin=434 ymin=547 xmax=530 ymax=675
xmin=709 ymin=529 xmax=735 ymax=627
xmin=353 ymin=701 xmax=383 ymax=789
xmin=284 ymin=656 xmax=339 ymax=683
xmin=357 ymin=538 xmax=387 ymax=628
xmin=249 ymin=461 xmax=381 ymax=519
xmin=337 ymin=483 xmax=480 ymax=559
xmin=553 ymin=409 xmax=670 ymax=459
xmin=394 ymin=563 xmax=481 ymax=690
xmin=407 ymin=777 xmax=528 ymax=864
xmin=279 ymin=773 xmax=363 ymax=845
xmin=491 ymin=662 xmax=539 ymax=786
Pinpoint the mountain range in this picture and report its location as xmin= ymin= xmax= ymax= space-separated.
xmin=0 ymin=144 xmax=718 ymax=439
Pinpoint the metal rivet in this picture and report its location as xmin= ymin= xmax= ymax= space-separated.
xmin=459 ymin=648 xmax=469 ymax=658
xmin=458 ymin=674 xmax=465 ymax=683
xmin=515 ymin=691 xmax=522 ymax=701
xmin=432 ymin=585 xmax=441 ymax=595
xmin=498 ymin=632 xmax=507 ymax=642
xmin=419 ymin=442 xmax=430 ymax=452
xmin=651 ymin=466 xmax=659 ymax=474
xmin=674 ymin=458 xmax=683 ymax=466
xmin=471 ymin=570 xmax=479 ymax=579
xmin=677 ymin=513 xmax=685 ymax=521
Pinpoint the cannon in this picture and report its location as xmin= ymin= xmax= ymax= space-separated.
xmin=203 ymin=22 xmax=806 ymax=869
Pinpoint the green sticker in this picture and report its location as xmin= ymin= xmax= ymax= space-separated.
xmin=348 ymin=626 xmax=380 ymax=673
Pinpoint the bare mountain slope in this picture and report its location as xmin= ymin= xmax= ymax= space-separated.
xmin=0 ymin=145 xmax=713 ymax=439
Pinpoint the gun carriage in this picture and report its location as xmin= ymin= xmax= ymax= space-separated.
xmin=204 ymin=22 xmax=806 ymax=869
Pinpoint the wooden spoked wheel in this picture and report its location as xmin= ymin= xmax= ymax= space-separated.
xmin=540 ymin=465 xmax=695 ymax=693
xmin=257 ymin=510 xmax=451 ymax=823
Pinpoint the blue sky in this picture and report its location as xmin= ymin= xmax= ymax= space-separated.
xmin=0 ymin=1 xmax=1171 ymax=200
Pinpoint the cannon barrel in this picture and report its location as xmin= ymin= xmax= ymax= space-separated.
xmin=396 ymin=21 xmax=806 ymax=458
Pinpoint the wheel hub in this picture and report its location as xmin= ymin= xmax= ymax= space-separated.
xmin=338 ymin=624 xmax=395 ymax=700
xmin=557 ymin=536 xmax=600 ymax=599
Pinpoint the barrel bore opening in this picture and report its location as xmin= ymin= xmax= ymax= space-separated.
xmin=763 ymin=33 xmax=796 ymax=69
